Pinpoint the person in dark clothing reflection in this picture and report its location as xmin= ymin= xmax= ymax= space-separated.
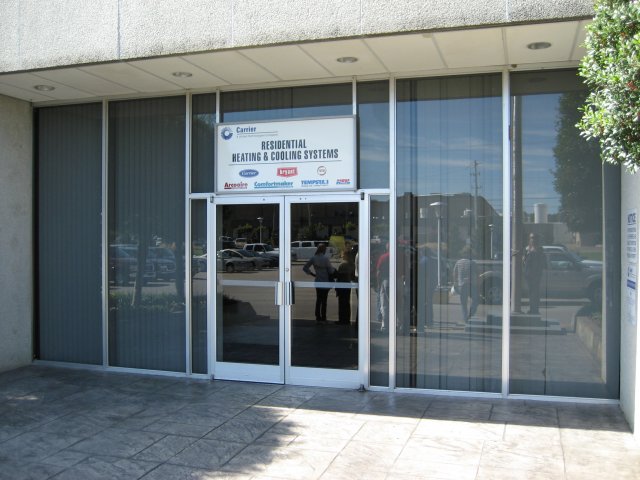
xmin=335 ymin=251 xmax=356 ymax=324
xmin=303 ymin=243 xmax=335 ymax=323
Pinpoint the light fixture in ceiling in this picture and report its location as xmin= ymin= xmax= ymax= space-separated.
xmin=33 ymin=84 xmax=55 ymax=91
xmin=336 ymin=56 xmax=358 ymax=64
xmin=172 ymin=71 xmax=193 ymax=78
xmin=527 ymin=41 xmax=552 ymax=50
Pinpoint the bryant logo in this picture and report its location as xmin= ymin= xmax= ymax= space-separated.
xmin=277 ymin=167 xmax=298 ymax=177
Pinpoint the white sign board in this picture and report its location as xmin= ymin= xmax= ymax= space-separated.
xmin=627 ymin=209 xmax=638 ymax=326
xmin=215 ymin=116 xmax=356 ymax=193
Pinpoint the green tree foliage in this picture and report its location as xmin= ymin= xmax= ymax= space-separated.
xmin=554 ymin=91 xmax=603 ymax=234
xmin=578 ymin=0 xmax=640 ymax=172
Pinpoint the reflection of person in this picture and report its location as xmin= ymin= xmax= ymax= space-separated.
xmin=303 ymin=244 xmax=335 ymax=323
xmin=452 ymin=248 xmax=479 ymax=321
xmin=376 ymin=243 xmax=390 ymax=331
xmin=418 ymin=247 xmax=438 ymax=330
xmin=523 ymin=233 xmax=547 ymax=314
xmin=335 ymin=251 xmax=356 ymax=324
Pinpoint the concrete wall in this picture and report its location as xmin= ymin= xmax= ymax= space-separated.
xmin=0 ymin=94 xmax=33 ymax=372
xmin=620 ymin=170 xmax=640 ymax=434
xmin=1 ymin=0 xmax=594 ymax=73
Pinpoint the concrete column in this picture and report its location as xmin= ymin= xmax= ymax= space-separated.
xmin=0 ymin=94 xmax=33 ymax=372
xmin=620 ymin=169 xmax=640 ymax=435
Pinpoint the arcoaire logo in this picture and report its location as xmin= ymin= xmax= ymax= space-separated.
xmin=220 ymin=127 xmax=233 ymax=140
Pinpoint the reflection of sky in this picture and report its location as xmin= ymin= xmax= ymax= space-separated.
xmin=520 ymin=94 xmax=561 ymax=214
xmin=396 ymin=96 xmax=503 ymax=212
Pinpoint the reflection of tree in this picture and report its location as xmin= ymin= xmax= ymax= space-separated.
xmin=109 ymin=98 xmax=185 ymax=308
xmin=553 ymin=91 xmax=602 ymax=236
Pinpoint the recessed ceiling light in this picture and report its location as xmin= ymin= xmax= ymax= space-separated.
xmin=336 ymin=56 xmax=358 ymax=64
xmin=172 ymin=71 xmax=193 ymax=78
xmin=527 ymin=42 xmax=552 ymax=50
xmin=33 ymin=84 xmax=55 ymax=91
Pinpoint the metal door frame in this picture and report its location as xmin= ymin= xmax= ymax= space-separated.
xmin=209 ymin=193 xmax=366 ymax=387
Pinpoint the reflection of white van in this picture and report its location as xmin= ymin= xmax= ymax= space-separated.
xmin=291 ymin=240 xmax=334 ymax=260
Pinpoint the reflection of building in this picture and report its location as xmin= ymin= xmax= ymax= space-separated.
xmin=401 ymin=192 xmax=502 ymax=259
xmin=1 ymin=1 xmax=640 ymax=441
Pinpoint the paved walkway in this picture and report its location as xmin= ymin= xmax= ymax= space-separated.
xmin=0 ymin=366 xmax=638 ymax=479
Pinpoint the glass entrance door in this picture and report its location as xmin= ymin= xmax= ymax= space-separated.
xmin=212 ymin=196 xmax=284 ymax=383
xmin=285 ymin=196 xmax=361 ymax=387
xmin=211 ymin=194 xmax=362 ymax=387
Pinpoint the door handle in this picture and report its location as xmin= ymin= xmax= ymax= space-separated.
xmin=289 ymin=281 xmax=295 ymax=305
xmin=275 ymin=282 xmax=283 ymax=306
xmin=282 ymin=281 xmax=295 ymax=306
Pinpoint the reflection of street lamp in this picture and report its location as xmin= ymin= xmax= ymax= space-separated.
xmin=488 ymin=224 xmax=495 ymax=259
xmin=430 ymin=201 xmax=445 ymax=287
xmin=257 ymin=217 xmax=264 ymax=244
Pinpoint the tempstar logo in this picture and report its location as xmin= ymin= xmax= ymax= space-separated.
xmin=277 ymin=167 xmax=298 ymax=177
xmin=301 ymin=179 xmax=329 ymax=186
xmin=224 ymin=182 xmax=248 ymax=190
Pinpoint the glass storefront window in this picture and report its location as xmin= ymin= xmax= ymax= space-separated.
xmin=358 ymin=81 xmax=389 ymax=189
xmin=192 ymin=94 xmax=216 ymax=193
xmin=396 ymin=74 xmax=503 ymax=392
xmin=221 ymin=83 xmax=352 ymax=122
xmin=370 ymin=195 xmax=390 ymax=387
xmin=108 ymin=96 xmax=186 ymax=372
xmin=37 ymin=103 xmax=103 ymax=364
xmin=509 ymin=70 xmax=619 ymax=398
xmin=191 ymin=200 xmax=208 ymax=374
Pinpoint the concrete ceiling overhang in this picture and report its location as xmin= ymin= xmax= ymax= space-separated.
xmin=0 ymin=20 xmax=589 ymax=105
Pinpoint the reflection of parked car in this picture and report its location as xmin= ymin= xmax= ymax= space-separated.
xmin=290 ymin=240 xmax=334 ymax=260
xmin=217 ymin=250 xmax=254 ymax=272
xmin=109 ymin=245 xmax=156 ymax=284
xmin=192 ymin=254 xmax=207 ymax=273
xmin=236 ymin=249 xmax=271 ymax=269
xmin=478 ymin=247 xmax=602 ymax=305
xmin=109 ymin=246 xmax=133 ymax=285
xmin=244 ymin=243 xmax=283 ymax=265
xmin=148 ymin=247 xmax=176 ymax=280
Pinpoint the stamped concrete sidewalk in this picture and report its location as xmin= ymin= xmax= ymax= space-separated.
xmin=0 ymin=366 xmax=638 ymax=480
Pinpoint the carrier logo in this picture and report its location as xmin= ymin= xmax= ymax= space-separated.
xmin=220 ymin=127 xmax=233 ymax=140
xmin=336 ymin=178 xmax=351 ymax=185
xmin=301 ymin=179 xmax=329 ymax=187
xmin=317 ymin=166 xmax=327 ymax=176
xmin=277 ymin=167 xmax=298 ymax=177
xmin=239 ymin=169 xmax=259 ymax=178
xmin=224 ymin=182 xmax=248 ymax=190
